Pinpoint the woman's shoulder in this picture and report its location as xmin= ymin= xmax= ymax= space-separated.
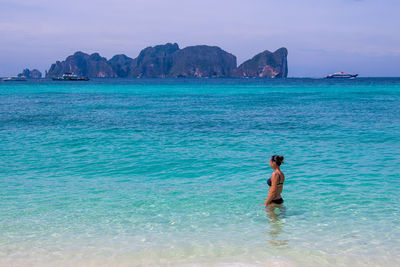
xmin=273 ymin=171 xmax=284 ymax=179
xmin=271 ymin=171 xmax=280 ymax=178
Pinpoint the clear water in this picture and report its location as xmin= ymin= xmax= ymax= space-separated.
xmin=1 ymin=78 xmax=399 ymax=266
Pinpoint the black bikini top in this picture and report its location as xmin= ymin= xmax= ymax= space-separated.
xmin=267 ymin=173 xmax=284 ymax=187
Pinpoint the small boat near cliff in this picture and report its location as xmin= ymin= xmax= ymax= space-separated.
xmin=52 ymin=72 xmax=89 ymax=81
xmin=326 ymin=72 xmax=358 ymax=79
xmin=2 ymin=76 xmax=27 ymax=82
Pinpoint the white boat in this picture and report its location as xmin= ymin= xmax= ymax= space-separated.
xmin=52 ymin=72 xmax=89 ymax=81
xmin=326 ymin=72 xmax=358 ymax=79
xmin=2 ymin=76 xmax=27 ymax=82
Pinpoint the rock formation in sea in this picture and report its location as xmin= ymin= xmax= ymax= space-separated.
xmin=46 ymin=51 xmax=117 ymax=78
xmin=108 ymin=54 xmax=136 ymax=78
xmin=234 ymin=48 xmax=288 ymax=78
xmin=18 ymin=68 xmax=42 ymax=78
xmin=45 ymin=44 xmax=288 ymax=78
xmin=130 ymin=43 xmax=179 ymax=78
xmin=169 ymin=45 xmax=236 ymax=78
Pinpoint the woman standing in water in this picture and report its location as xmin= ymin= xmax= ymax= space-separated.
xmin=263 ymin=155 xmax=285 ymax=206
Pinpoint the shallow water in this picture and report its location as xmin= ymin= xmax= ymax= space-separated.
xmin=1 ymin=78 xmax=400 ymax=266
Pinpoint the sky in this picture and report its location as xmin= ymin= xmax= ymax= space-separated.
xmin=1 ymin=0 xmax=399 ymax=77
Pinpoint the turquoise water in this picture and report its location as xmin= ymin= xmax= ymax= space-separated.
xmin=1 ymin=78 xmax=399 ymax=266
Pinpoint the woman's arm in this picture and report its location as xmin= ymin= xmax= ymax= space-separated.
xmin=264 ymin=173 xmax=279 ymax=206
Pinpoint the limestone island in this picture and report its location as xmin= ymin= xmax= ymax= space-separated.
xmin=46 ymin=43 xmax=288 ymax=79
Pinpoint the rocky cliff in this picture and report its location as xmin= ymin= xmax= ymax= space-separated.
xmin=108 ymin=54 xmax=135 ymax=78
xmin=130 ymin=43 xmax=179 ymax=78
xmin=46 ymin=51 xmax=117 ymax=78
xmin=18 ymin=68 xmax=42 ymax=79
xmin=46 ymin=44 xmax=288 ymax=78
xmin=129 ymin=43 xmax=236 ymax=78
xmin=234 ymin=48 xmax=288 ymax=78
xmin=169 ymin=45 xmax=236 ymax=77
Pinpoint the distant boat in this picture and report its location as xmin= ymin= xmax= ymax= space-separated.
xmin=326 ymin=72 xmax=358 ymax=79
xmin=52 ymin=72 xmax=89 ymax=81
xmin=2 ymin=76 xmax=27 ymax=82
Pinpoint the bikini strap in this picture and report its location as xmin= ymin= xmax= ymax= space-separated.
xmin=277 ymin=173 xmax=283 ymax=185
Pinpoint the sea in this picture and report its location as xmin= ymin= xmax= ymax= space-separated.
xmin=1 ymin=78 xmax=399 ymax=266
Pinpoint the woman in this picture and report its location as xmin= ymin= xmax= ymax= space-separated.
xmin=263 ymin=155 xmax=285 ymax=206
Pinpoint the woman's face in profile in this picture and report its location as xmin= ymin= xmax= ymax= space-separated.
xmin=269 ymin=158 xmax=274 ymax=169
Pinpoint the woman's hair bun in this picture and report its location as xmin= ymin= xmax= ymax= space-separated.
xmin=271 ymin=155 xmax=284 ymax=166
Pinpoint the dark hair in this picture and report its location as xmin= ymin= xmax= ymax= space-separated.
xmin=271 ymin=155 xmax=284 ymax=166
